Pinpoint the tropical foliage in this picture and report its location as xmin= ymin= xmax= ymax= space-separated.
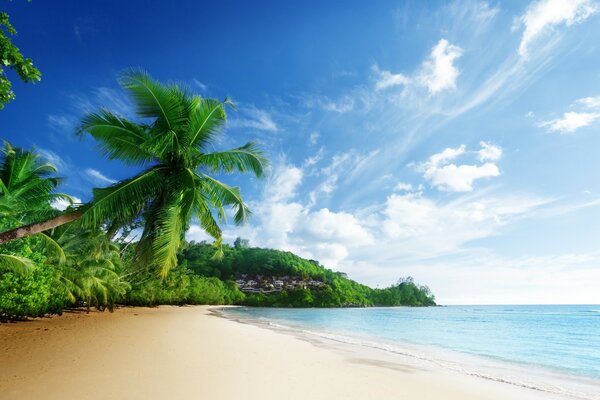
xmin=0 ymin=71 xmax=435 ymax=319
xmin=0 ymin=9 xmax=41 ymax=109
xmin=76 ymin=69 xmax=267 ymax=277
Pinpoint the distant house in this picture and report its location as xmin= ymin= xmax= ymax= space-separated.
xmin=235 ymin=279 xmax=246 ymax=288
xmin=246 ymin=280 xmax=258 ymax=287
xmin=273 ymin=280 xmax=284 ymax=288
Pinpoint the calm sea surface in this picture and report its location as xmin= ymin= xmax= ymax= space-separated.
xmin=224 ymin=305 xmax=600 ymax=399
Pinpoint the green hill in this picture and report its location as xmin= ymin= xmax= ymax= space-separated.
xmin=130 ymin=240 xmax=436 ymax=308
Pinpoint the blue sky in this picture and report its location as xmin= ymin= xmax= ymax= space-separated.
xmin=2 ymin=0 xmax=600 ymax=304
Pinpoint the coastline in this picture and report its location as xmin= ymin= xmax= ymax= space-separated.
xmin=0 ymin=306 xmax=573 ymax=400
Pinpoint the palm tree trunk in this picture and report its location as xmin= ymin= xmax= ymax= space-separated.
xmin=0 ymin=211 xmax=82 ymax=245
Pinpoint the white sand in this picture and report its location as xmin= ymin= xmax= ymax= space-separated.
xmin=0 ymin=306 xmax=562 ymax=400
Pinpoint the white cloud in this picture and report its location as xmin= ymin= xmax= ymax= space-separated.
xmin=370 ymin=39 xmax=462 ymax=95
xmin=578 ymin=96 xmax=600 ymax=109
xmin=85 ymin=168 xmax=117 ymax=185
xmin=425 ymin=163 xmax=500 ymax=192
xmin=393 ymin=182 xmax=413 ymax=192
xmin=37 ymin=148 xmax=67 ymax=171
xmin=477 ymin=141 xmax=503 ymax=161
xmin=517 ymin=0 xmax=598 ymax=57
xmin=418 ymin=39 xmax=463 ymax=94
xmin=372 ymin=65 xmax=411 ymax=91
xmin=192 ymin=79 xmax=207 ymax=92
xmin=303 ymin=147 xmax=325 ymax=167
xmin=539 ymin=96 xmax=600 ymax=133
xmin=380 ymin=192 xmax=546 ymax=252
xmin=186 ymin=224 xmax=216 ymax=243
xmin=50 ymin=196 xmax=82 ymax=211
xmin=322 ymin=96 xmax=355 ymax=113
xmin=299 ymin=208 xmax=374 ymax=245
xmin=539 ymin=111 xmax=600 ymax=133
xmin=229 ymin=107 xmax=278 ymax=131
xmin=264 ymin=164 xmax=303 ymax=202
xmin=47 ymin=114 xmax=76 ymax=134
xmin=418 ymin=143 xmax=502 ymax=192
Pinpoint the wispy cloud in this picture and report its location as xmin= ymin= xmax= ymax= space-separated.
xmin=84 ymin=168 xmax=117 ymax=185
xmin=372 ymin=65 xmax=410 ymax=91
xmin=192 ymin=79 xmax=208 ymax=92
xmin=516 ymin=0 xmax=598 ymax=57
xmin=228 ymin=106 xmax=278 ymax=131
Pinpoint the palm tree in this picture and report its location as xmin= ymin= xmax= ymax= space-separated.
xmin=51 ymin=226 xmax=130 ymax=312
xmin=0 ymin=70 xmax=268 ymax=276
xmin=0 ymin=142 xmax=72 ymax=273
xmin=0 ymin=141 xmax=73 ymax=224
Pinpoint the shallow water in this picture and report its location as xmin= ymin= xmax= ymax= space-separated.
xmin=224 ymin=305 xmax=600 ymax=400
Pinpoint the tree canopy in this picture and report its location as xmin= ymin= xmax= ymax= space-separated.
xmin=0 ymin=10 xmax=41 ymax=109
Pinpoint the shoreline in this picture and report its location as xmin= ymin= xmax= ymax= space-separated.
xmin=218 ymin=307 xmax=600 ymax=400
xmin=0 ymin=306 xmax=581 ymax=400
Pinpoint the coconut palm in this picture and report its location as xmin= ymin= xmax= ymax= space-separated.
xmin=0 ymin=142 xmax=72 ymax=224
xmin=0 ymin=70 xmax=269 ymax=276
xmin=51 ymin=226 xmax=129 ymax=312
xmin=0 ymin=142 xmax=71 ymax=273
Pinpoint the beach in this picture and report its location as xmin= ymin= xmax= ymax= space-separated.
xmin=0 ymin=306 xmax=567 ymax=400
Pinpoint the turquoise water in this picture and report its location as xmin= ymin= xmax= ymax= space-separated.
xmin=224 ymin=305 xmax=600 ymax=398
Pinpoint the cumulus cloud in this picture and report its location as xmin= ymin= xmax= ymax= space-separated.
xmin=517 ymin=0 xmax=598 ymax=57
xmin=264 ymin=164 xmax=304 ymax=203
xmin=309 ymin=131 xmax=320 ymax=145
xmin=477 ymin=141 xmax=503 ymax=161
xmin=540 ymin=112 xmax=600 ymax=133
xmin=371 ymin=38 xmax=462 ymax=95
xmin=539 ymin=95 xmax=600 ymax=133
xmin=418 ymin=39 xmax=463 ymax=94
xmin=578 ymin=96 xmax=600 ymax=109
xmin=418 ymin=143 xmax=502 ymax=192
xmin=393 ymin=182 xmax=414 ymax=192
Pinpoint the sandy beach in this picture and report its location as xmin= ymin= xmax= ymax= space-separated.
xmin=0 ymin=306 xmax=564 ymax=400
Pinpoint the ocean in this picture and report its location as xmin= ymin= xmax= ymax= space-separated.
xmin=223 ymin=305 xmax=600 ymax=400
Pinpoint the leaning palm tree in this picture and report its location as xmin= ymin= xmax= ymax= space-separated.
xmin=0 ymin=142 xmax=71 ymax=273
xmin=0 ymin=70 xmax=268 ymax=277
xmin=0 ymin=141 xmax=73 ymax=225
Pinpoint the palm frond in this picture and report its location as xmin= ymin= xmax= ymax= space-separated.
xmin=119 ymin=69 xmax=186 ymax=131
xmin=81 ymin=166 xmax=165 ymax=228
xmin=151 ymin=198 xmax=184 ymax=278
xmin=77 ymin=110 xmax=155 ymax=165
xmin=199 ymin=174 xmax=250 ymax=225
xmin=185 ymin=98 xmax=226 ymax=149
xmin=0 ymin=254 xmax=35 ymax=275
xmin=36 ymin=233 xmax=66 ymax=265
xmin=198 ymin=142 xmax=268 ymax=177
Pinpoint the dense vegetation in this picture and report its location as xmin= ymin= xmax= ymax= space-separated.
xmin=0 ymin=229 xmax=435 ymax=318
